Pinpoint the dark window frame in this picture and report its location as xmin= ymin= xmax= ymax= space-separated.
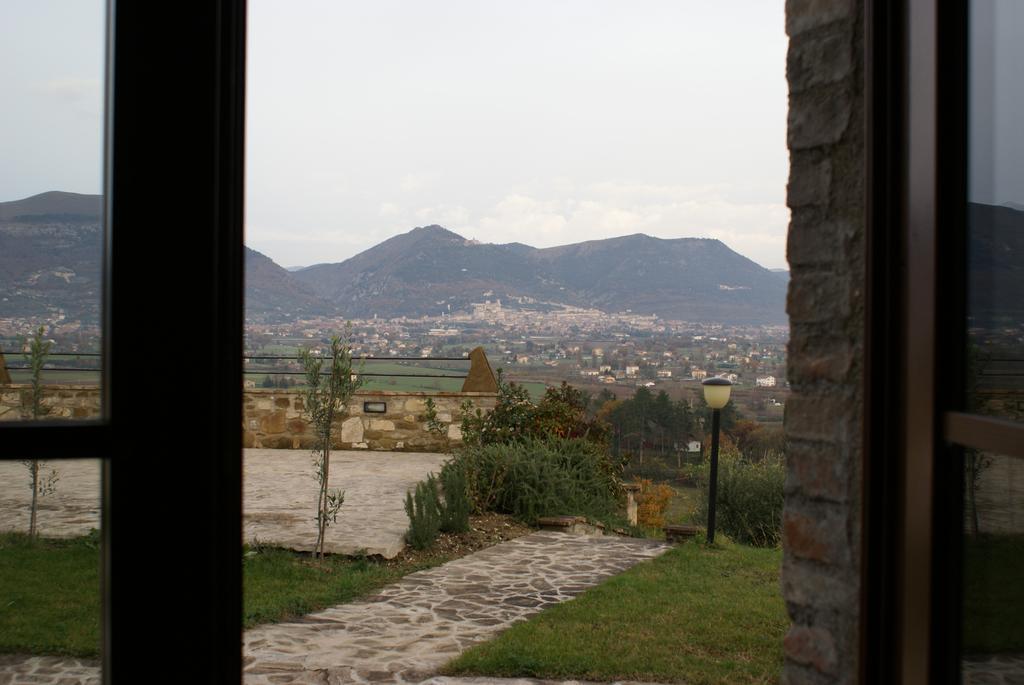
xmin=864 ymin=0 xmax=1024 ymax=682
xmin=0 ymin=2 xmax=246 ymax=682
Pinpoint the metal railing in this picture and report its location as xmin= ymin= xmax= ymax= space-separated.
xmin=0 ymin=351 xmax=472 ymax=380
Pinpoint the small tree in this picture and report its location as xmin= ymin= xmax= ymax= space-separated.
xmin=22 ymin=327 xmax=59 ymax=540
xmin=299 ymin=332 xmax=362 ymax=560
xmin=424 ymin=397 xmax=450 ymax=451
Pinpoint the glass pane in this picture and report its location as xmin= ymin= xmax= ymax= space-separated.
xmin=0 ymin=459 xmax=102 ymax=681
xmin=967 ymin=0 xmax=1024 ymax=425
xmin=962 ymin=451 xmax=1024 ymax=680
xmin=0 ymin=1 xmax=106 ymax=421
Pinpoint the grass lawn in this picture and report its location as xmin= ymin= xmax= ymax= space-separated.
xmin=666 ymin=484 xmax=701 ymax=526
xmin=0 ymin=532 xmax=101 ymax=658
xmin=963 ymin=534 xmax=1024 ymax=654
xmin=243 ymin=545 xmax=458 ymax=628
xmin=1 ymin=515 xmax=531 ymax=657
xmin=444 ymin=539 xmax=786 ymax=684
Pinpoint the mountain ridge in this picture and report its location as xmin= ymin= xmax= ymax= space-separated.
xmin=290 ymin=225 xmax=789 ymax=323
xmin=3 ymin=191 xmax=795 ymax=324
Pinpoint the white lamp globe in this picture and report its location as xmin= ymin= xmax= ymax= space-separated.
xmin=702 ymin=377 xmax=733 ymax=410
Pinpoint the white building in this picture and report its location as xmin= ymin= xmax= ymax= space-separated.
xmin=756 ymin=376 xmax=777 ymax=387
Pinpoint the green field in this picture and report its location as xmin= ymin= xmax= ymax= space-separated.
xmin=7 ymin=369 xmax=100 ymax=385
xmin=248 ymin=359 xmax=547 ymax=397
xmin=444 ymin=540 xmax=787 ymax=684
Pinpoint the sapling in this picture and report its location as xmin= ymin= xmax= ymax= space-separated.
xmin=424 ymin=397 xmax=450 ymax=451
xmin=22 ymin=327 xmax=59 ymax=540
xmin=299 ymin=330 xmax=362 ymax=560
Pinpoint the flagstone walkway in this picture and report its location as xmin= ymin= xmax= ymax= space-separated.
xmin=243 ymin=532 xmax=671 ymax=684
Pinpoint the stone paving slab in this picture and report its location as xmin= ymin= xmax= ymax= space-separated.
xmin=0 ymin=655 xmax=100 ymax=685
xmin=243 ymin=531 xmax=671 ymax=684
xmin=0 ymin=450 xmax=446 ymax=558
xmin=418 ymin=678 xmax=667 ymax=685
xmin=0 ymin=459 xmax=101 ymax=538
xmin=243 ymin=449 xmax=447 ymax=558
xmin=962 ymin=655 xmax=1024 ymax=684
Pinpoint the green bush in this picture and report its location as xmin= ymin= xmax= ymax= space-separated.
xmin=691 ymin=447 xmax=784 ymax=547
xmin=460 ymin=374 xmax=609 ymax=447
xmin=439 ymin=464 xmax=471 ymax=534
xmin=404 ymin=475 xmax=442 ymax=550
xmin=443 ymin=437 xmax=623 ymax=525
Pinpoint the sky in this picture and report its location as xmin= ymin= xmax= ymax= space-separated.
xmin=2 ymin=1 xmax=792 ymax=270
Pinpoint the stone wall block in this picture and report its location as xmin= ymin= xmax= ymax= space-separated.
xmin=787 ymin=333 xmax=855 ymax=384
xmin=786 ymin=0 xmax=854 ymax=37
xmin=785 ymin=440 xmax=849 ymax=502
xmin=785 ymin=395 xmax=845 ymax=442
xmin=788 ymin=86 xmax=851 ymax=150
xmin=260 ymin=411 xmax=286 ymax=435
xmin=782 ymin=557 xmax=858 ymax=612
xmin=787 ymin=218 xmax=856 ymax=268
xmin=787 ymin=271 xmax=850 ymax=324
xmin=340 ymin=416 xmax=363 ymax=443
xmin=788 ymin=153 xmax=832 ymax=209
xmin=788 ymin=28 xmax=853 ymax=92
xmin=783 ymin=505 xmax=850 ymax=566
xmin=784 ymin=625 xmax=839 ymax=675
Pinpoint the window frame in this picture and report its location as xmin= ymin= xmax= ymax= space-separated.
xmin=0 ymin=2 xmax=246 ymax=682
xmin=864 ymin=0 xmax=1024 ymax=682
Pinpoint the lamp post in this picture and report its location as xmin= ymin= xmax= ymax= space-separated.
xmin=702 ymin=377 xmax=732 ymax=544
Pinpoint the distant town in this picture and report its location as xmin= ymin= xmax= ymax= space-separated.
xmin=0 ymin=297 xmax=789 ymax=425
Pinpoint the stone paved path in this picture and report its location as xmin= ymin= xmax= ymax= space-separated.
xmin=0 ymin=459 xmax=100 ymax=538
xmin=0 ymin=450 xmax=446 ymax=558
xmin=0 ymin=654 xmax=100 ymax=685
xmin=243 ymin=449 xmax=446 ymax=558
xmin=243 ymin=532 xmax=670 ymax=684
xmin=962 ymin=655 xmax=1024 ymax=684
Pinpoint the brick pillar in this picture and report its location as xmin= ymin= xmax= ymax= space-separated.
xmin=783 ymin=1 xmax=864 ymax=683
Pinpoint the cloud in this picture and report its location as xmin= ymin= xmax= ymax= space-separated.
xmin=249 ymin=180 xmax=789 ymax=269
xmin=35 ymin=78 xmax=101 ymax=105
xmin=468 ymin=182 xmax=789 ymax=266
xmin=399 ymin=173 xmax=431 ymax=193
xmin=414 ymin=204 xmax=471 ymax=228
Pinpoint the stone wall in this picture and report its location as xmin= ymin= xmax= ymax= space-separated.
xmin=0 ymin=385 xmax=496 ymax=453
xmin=783 ymin=1 xmax=864 ymax=684
xmin=0 ymin=385 xmax=100 ymax=421
xmin=245 ymin=389 xmax=497 ymax=452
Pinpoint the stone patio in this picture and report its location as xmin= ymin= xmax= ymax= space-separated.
xmin=243 ymin=532 xmax=671 ymax=684
xmin=243 ymin=449 xmax=446 ymax=558
xmin=0 ymin=449 xmax=447 ymax=558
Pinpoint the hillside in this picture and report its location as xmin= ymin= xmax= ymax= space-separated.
xmin=293 ymin=226 xmax=790 ymax=323
xmin=0 ymin=192 xmax=104 ymax=323
xmin=244 ymin=248 xmax=336 ymax=318
xmin=0 ymin=192 xmax=333 ymax=323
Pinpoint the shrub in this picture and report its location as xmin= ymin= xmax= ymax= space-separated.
xmin=636 ymin=479 xmax=674 ymax=528
xmin=460 ymin=374 xmax=609 ymax=447
xmin=404 ymin=475 xmax=442 ymax=550
xmin=443 ymin=437 xmax=623 ymax=525
xmin=439 ymin=464 xmax=471 ymax=534
xmin=692 ymin=447 xmax=784 ymax=547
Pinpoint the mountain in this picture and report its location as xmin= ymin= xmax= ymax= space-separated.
xmin=245 ymin=248 xmax=335 ymax=318
xmin=967 ymin=202 xmax=1024 ymax=327
xmin=293 ymin=226 xmax=790 ymax=324
xmin=0 ymin=192 xmax=104 ymax=323
xmin=0 ymin=191 xmax=333 ymax=323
